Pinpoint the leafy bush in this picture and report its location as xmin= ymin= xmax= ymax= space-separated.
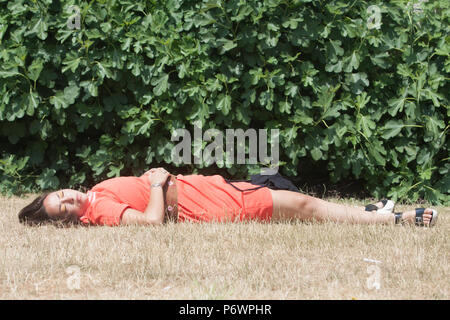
xmin=0 ymin=0 xmax=448 ymax=204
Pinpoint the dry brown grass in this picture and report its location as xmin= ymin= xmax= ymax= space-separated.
xmin=0 ymin=194 xmax=448 ymax=300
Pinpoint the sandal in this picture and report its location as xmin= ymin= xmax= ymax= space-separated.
xmin=365 ymin=199 xmax=395 ymax=214
xmin=394 ymin=208 xmax=438 ymax=227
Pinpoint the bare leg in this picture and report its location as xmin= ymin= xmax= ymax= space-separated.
xmin=269 ymin=189 xmax=434 ymax=225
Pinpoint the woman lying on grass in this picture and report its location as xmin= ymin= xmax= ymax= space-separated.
xmin=18 ymin=168 xmax=438 ymax=227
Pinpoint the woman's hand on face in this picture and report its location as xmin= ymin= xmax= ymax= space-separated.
xmin=144 ymin=168 xmax=170 ymax=185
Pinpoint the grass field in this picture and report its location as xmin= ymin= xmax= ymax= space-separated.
xmin=0 ymin=194 xmax=448 ymax=300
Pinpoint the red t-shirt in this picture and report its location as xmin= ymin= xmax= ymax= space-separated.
xmin=80 ymin=175 xmax=151 ymax=226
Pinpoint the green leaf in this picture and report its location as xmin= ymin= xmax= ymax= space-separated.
xmin=217 ymin=94 xmax=232 ymax=115
xmin=152 ymin=74 xmax=169 ymax=96
xmin=285 ymin=82 xmax=299 ymax=97
xmin=217 ymin=38 xmax=237 ymax=54
xmin=381 ymin=120 xmax=404 ymax=139
xmin=345 ymin=73 xmax=369 ymax=94
xmin=26 ymin=92 xmax=39 ymax=116
xmin=0 ymin=69 xmax=20 ymax=78
xmin=424 ymin=116 xmax=445 ymax=141
xmin=279 ymin=100 xmax=291 ymax=114
xmin=49 ymin=93 xmax=67 ymax=110
xmin=388 ymin=96 xmax=406 ymax=117
xmin=424 ymin=89 xmax=444 ymax=107
xmin=293 ymin=109 xmax=314 ymax=125
xmin=416 ymin=148 xmax=431 ymax=165
xmin=64 ymin=84 xmax=80 ymax=105
xmin=36 ymin=169 xmax=59 ymax=190
xmin=194 ymin=12 xmax=216 ymax=27
xmin=95 ymin=61 xmax=113 ymax=80
xmin=68 ymin=172 xmax=86 ymax=186
xmin=359 ymin=115 xmax=376 ymax=138
xmin=325 ymin=60 xmax=343 ymax=73
xmin=107 ymin=163 xmax=124 ymax=178
xmin=62 ymin=53 xmax=81 ymax=73
xmin=313 ymin=85 xmax=339 ymax=110
xmin=49 ymin=85 xmax=79 ymax=110
xmin=326 ymin=40 xmax=344 ymax=62
xmin=259 ymin=91 xmax=273 ymax=110
xmin=27 ymin=59 xmax=44 ymax=81
xmin=368 ymin=146 xmax=386 ymax=166
xmin=236 ymin=106 xmax=252 ymax=125
xmin=322 ymin=103 xmax=343 ymax=120
xmin=88 ymin=81 xmax=98 ymax=97
xmin=311 ymin=148 xmax=322 ymax=161
xmin=344 ymin=51 xmax=360 ymax=73
xmin=26 ymin=18 xmax=48 ymax=40
xmin=404 ymin=101 xmax=418 ymax=118
xmin=370 ymin=52 xmax=390 ymax=69
xmin=137 ymin=117 xmax=154 ymax=136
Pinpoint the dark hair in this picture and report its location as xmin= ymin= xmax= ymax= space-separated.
xmin=18 ymin=193 xmax=82 ymax=227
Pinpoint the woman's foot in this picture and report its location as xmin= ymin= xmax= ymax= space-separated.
xmin=396 ymin=208 xmax=437 ymax=227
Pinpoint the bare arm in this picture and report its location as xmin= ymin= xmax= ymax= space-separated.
xmin=121 ymin=168 xmax=169 ymax=225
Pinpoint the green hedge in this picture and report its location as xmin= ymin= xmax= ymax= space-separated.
xmin=0 ymin=0 xmax=449 ymax=204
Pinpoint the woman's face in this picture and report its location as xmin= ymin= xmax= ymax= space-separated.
xmin=43 ymin=189 xmax=89 ymax=221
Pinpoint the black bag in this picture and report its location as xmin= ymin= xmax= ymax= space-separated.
xmin=225 ymin=172 xmax=299 ymax=193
